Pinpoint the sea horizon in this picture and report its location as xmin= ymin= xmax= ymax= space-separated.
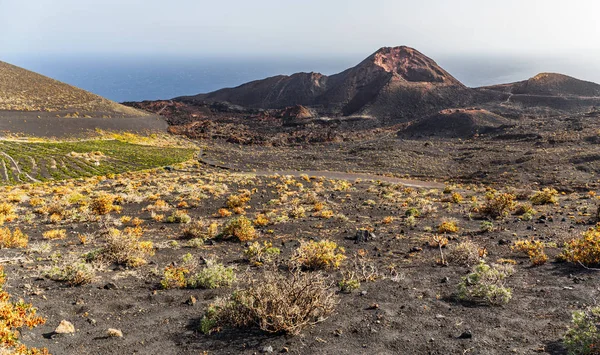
xmin=3 ymin=53 xmax=600 ymax=103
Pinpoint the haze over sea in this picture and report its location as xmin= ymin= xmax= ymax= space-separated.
xmin=3 ymin=53 xmax=600 ymax=103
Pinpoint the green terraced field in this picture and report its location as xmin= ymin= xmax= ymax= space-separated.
xmin=0 ymin=140 xmax=196 ymax=185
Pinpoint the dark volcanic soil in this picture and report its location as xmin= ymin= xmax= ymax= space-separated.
xmin=0 ymin=111 xmax=168 ymax=138
xmin=1 ymin=163 xmax=599 ymax=355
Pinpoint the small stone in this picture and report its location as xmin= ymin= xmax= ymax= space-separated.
xmin=87 ymin=318 xmax=97 ymax=325
xmin=54 ymin=320 xmax=75 ymax=334
xmin=186 ymin=296 xmax=197 ymax=306
xmin=459 ymin=330 xmax=472 ymax=339
xmin=360 ymin=290 xmax=368 ymax=296
xmin=261 ymin=345 xmax=273 ymax=353
xmin=441 ymin=277 xmax=450 ymax=283
xmin=281 ymin=347 xmax=289 ymax=353
xmin=410 ymin=247 xmax=423 ymax=253
xmin=435 ymin=314 xmax=446 ymax=319
xmin=103 ymin=282 xmax=118 ymax=290
xmin=107 ymin=328 xmax=123 ymax=337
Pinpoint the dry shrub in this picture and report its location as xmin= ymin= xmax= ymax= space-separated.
xmin=220 ymin=216 xmax=257 ymax=242
xmin=244 ymin=241 xmax=281 ymax=266
xmin=291 ymin=240 xmax=346 ymax=270
xmin=42 ymin=229 xmax=66 ymax=240
xmin=562 ymin=225 xmax=600 ymax=266
xmin=530 ymin=188 xmax=558 ymax=205
xmin=512 ymin=239 xmax=548 ymax=265
xmin=0 ymin=266 xmax=48 ymax=354
xmin=438 ymin=219 xmax=459 ymax=234
xmin=90 ymin=194 xmax=121 ymax=215
xmin=0 ymin=227 xmax=28 ymax=249
xmin=479 ymin=192 xmax=516 ymax=219
xmin=226 ymin=190 xmax=252 ymax=209
xmin=202 ymin=270 xmax=336 ymax=335
xmin=447 ymin=240 xmax=485 ymax=266
xmin=182 ymin=220 xmax=218 ymax=241
xmin=92 ymin=228 xmax=154 ymax=267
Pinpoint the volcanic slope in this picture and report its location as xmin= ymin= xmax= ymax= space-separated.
xmin=178 ymin=46 xmax=477 ymax=121
xmin=484 ymin=72 xmax=600 ymax=97
xmin=0 ymin=61 xmax=168 ymax=136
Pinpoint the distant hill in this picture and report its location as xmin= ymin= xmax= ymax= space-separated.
xmin=399 ymin=108 xmax=513 ymax=138
xmin=178 ymin=46 xmax=477 ymax=121
xmin=0 ymin=61 xmax=146 ymax=116
xmin=483 ymin=73 xmax=600 ymax=97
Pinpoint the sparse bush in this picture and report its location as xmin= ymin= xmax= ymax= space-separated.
xmin=564 ymin=306 xmax=600 ymax=355
xmin=220 ymin=216 xmax=257 ymax=242
xmin=338 ymin=272 xmax=361 ymax=293
xmin=512 ymin=239 xmax=548 ymax=265
xmin=254 ymin=213 xmax=270 ymax=226
xmin=405 ymin=208 xmax=420 ymax=217
xmin=226 ymin=191 xmax=251 ymax=209
xmin=166 ymin=210 xmax=191 ymax=224
xmin=514 ymin=203 xmax=536 ymax=216
xmin=42 ymin=229 xmax=66 ymax=240
xmin=530 ymin=188 xmax=559 ymax=205
xmin=44 ymin=260 xmax=95 ymax=286
xmin=480 ymin=221 xmax=494 ymax=233
xmin=438 ymin=219 xmax=459 ymax=234
xmin=244 ymin=241 xmax=281 ymax=266
xmin=182 ymin=220 xmax=218 ymax=241
xmin=458 ymin=261 xmax=514 ymax=305
xmin=447 ymin=240 xmax=485 ymax=266
xmin=562 ymin=225 xmax=600 ymax=266
xmin=480 ymin=192 xmax=516 ymax=219
xmin=201 ymin=270 xmax=336 ymax=335
xmin=160 ymin=266 xmax=190 ymax=289
xmin=0 ymin=266 xmax=48 ymax=354
xmin=92 ymin=228 xmax=154 ymax=267
xmin=292 ymin=239 xmax=346 ymax=270
xmin=0 ymin=227 xmax=28 ymax=248
xmin=90 ymin=193 xmax=121 ymax=215
xmin=405 ymin=215 xmax=417 ymax=228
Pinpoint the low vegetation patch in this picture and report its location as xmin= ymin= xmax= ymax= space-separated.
xmin=458 ymin=261 xmax=514 ymax=305
xmin=292 ymin=239 xmax=346 ymax=270
xmin=564 ymin=306 xmax=600 ymax=355
xmin=201 ymin=270 xmax=336 ymax=335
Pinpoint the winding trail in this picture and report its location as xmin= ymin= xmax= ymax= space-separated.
xmin=0 ymin=151 xmax=41 ymax=183
xmin=196 ymin=147 xmax=444 ymax=189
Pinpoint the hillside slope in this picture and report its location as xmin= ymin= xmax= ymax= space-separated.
xmin=483 ymin=73 xmax=600 ymax=97
xmin=0 ymin=61 xmax=146 ymax=116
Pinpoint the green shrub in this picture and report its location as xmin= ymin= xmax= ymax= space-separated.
xmin=458 ymin=261 xmax=514 ymax=305
xmin=244 ymin=241 xmax=280 ymax=266
xmin=166 ymin=210 xmax=191 ymax=224
xmin=405 ymin=208 xmax=420 ymax=217
xmin=188 ymin=261 xmax=236 ymax=289
xmin=564 ymin=307 xmax=600 ymax=355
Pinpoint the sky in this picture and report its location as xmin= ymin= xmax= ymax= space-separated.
xmin=1 ymin=0 xmax=599 ymax=58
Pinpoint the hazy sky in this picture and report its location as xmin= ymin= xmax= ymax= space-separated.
xmin=2 ymin=0 xmax=599 ymax=57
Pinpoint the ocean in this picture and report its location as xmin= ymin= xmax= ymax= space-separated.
xmin=3 ymin=53 xmax=599 ymax=103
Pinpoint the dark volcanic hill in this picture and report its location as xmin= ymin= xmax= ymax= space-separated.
xmin=0 ymin=61 xmax=167 ymax=137
xmin=400 ymin=108 xmax=513 ymax=138
xmin=178 ymin=46 xmax=476 ymax=121
xmin=483 ymin=73 xmax=600 ymax=97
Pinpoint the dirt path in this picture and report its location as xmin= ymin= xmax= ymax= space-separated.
xmin=196 ymin=147 xmax=444 ymax=189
